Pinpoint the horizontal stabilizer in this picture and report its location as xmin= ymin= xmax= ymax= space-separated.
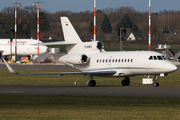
xmin=31 ymin=41 xmax=77 ymax=46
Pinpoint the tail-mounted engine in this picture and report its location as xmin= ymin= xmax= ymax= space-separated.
xmin=83 ymin=41 xmax=104 ymax=52
xmin=59 ymin=54 xmax=89 ymax=65
xmin=96 ymin=41 xmax=104 ymax=51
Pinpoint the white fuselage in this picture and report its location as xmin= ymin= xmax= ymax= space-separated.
xmin=63 ymin=51 xmax=177 ymax=77
xmin=0 ymin=39 xmax=47 ymax=56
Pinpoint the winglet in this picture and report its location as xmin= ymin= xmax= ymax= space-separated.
xmin=2 ymin=58 xmax=19 ymax=74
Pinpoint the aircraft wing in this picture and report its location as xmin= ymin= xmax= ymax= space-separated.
xmin=19 ymin=71 xmax=116 ymax=75
xmin=31 ymin=41 xmax=77 ymax=46
xmin=2 ymin=58 xmax=116 ymax=76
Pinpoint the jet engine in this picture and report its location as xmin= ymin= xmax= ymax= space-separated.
xmin=83 ymin=41 xmax=104 ymax=52
xmin=59 ymin=54 xmax=89 ymax=65
xmin=96 ymin=41 xmax=104 ymax=51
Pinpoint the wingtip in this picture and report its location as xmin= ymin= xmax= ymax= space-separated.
xmin=2 ymin=58 xmax=19 ymax=74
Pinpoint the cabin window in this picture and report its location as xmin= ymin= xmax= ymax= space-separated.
xmin=112 ymin=59 xmax=114 ymax=63
xmin=125 ymin=59 xmax=126 ymax=62
xmin=122 ymin=59 xmax=123 ymax=62
xmin=153 ymin=56 xmax=157 ymax=60
xmin=106 ymin=59 xmax=108 ymax=63
xmin=97 ymin=59 xmax=99 ymax=63
xmin=119 ymin=59 xmax=121 ymax=62
xmin=128 ymin=59 xmax=130 ymax=62
xmin=149 ymin=56 xmax=153 ymax=60
xmin=162 ymin=56 xmax=167 ymax=60
xmin=109 ymin=59 xmax=111 ymax=63
xmin=116 ymin=59 xmax=117 ymax=63
xmin=157 ymin=56 xmax=163 ymax=60
xmin=131 ymin=59 xmax=133 ymax=62
xmin=103 ymin=59 xmax=105 ymax=63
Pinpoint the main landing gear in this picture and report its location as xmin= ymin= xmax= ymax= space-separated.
xmin=121 ymin=77 xmax=130 ymax=86
xmin=86 ymin=75 xmax=159 ymax=87
xmin=87 ymin=75 xmax=96 ymax=87
xmin=87 ymin=75 xmax=131 ymax=87
xmin=153 ymin=75 xmax=159 ymax=87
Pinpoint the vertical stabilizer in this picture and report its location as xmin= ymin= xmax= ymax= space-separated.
xmin=61 ymin=17 xmax=82 ymax=43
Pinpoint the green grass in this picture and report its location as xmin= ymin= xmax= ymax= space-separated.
xmin=0 ymin=95 xmax=180 ymax=120
xmin=0 ymin=70 xmax=180 ymax=86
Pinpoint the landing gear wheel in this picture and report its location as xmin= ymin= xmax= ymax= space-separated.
xmin=154 ymin=82 xmax=159 ymax=87
xmin=121 ymin=80 xmax=130 ymax=86
xmin=88 ymin=80 xmax=96 ymax=87
xmin=153 ymin=75 xmax=159 ymax=87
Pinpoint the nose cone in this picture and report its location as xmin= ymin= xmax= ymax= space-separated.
xmin=167 ymin=63 xmax=177 ymax=73
xmin=158 ymin=61 xmax=177 ymax=74
xmin=170 ymin=64 xmax=177 ymax=72
xmin=39 ymin=45 xmax=48 ymax=53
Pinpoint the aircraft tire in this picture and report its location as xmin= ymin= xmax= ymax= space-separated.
xmin=88 ymin=80 xmax=96 ymax=87
xmin=121 ymin=80 xmax=129 ymax=86
xmin=154 ymin=82 xmax=159 ymax=87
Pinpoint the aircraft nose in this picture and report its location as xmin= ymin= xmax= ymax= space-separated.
xmin=169 ymin=64 xmax=177 ymax=72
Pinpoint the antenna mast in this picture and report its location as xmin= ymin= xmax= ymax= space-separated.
xmin=94 ymin=0 xmax=96 ymax=41
xmin=149 ymin=0 xmax=151 ymax=51
xmin=33 ymin=2 xmax=43 ymax=54
xmin=12 ymin=3 xmax=21 ymax=62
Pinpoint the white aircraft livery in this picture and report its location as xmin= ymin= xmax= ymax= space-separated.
xmin=3 ymin=17 xmax=177 ymax=87
xmin=0 ymin=39 xmax=47 ymax=56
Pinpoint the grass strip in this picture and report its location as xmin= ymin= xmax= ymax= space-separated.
xmin=0 ymin=95 xmax=180 ymax=120
xmin=0 ymin=70 xmax=180 ymax=86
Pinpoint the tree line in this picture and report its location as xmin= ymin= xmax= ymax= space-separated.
xmin=1 ymin=6 xmax=180 ymax=46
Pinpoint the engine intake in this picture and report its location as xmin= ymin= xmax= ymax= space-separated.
xmin=81 ymin=54 xmax=88 ymax=64
xmin=97 ymin=41 xmax=104 ymax=51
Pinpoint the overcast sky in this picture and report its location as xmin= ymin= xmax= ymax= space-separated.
xmin=1 ymin=0 xmax=180 ymax=13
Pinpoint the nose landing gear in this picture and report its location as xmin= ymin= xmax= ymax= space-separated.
xmin=153 ymin=75 xmax=159 ymax=87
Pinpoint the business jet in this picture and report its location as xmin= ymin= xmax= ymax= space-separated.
xmin=2 ymin=17 xmax=177 ymax=87
xmin=0 ymin=39 xmax=48 ymax=58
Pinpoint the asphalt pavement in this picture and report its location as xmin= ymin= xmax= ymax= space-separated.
xmin=0 ymin=85 xmax=180 ymax=97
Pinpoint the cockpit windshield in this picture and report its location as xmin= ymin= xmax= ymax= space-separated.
xmin=149 ymin=55 xmax=167 ymax=60
xmin=162 ymin=56 xmax=167 ymax=60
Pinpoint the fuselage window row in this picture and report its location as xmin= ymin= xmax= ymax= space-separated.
xmin=97 ymin=59 xmax=133 ymax=63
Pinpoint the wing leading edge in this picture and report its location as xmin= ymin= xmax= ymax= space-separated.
xmin=2 ymin=58 xmax=116 ymax=76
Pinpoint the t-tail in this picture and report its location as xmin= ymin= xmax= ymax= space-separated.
xmin=32 ymin=17 xmax=104 ymax=54
xmin=60 ymin=17 xmax=104 ymax=54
